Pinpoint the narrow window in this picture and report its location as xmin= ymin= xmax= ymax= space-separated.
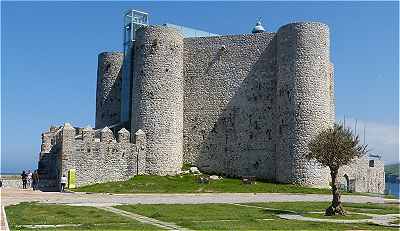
xmin=369 ymin=160 xmax=374 ymax=167
xmin=105 ymin=64 xmax=111 ymax=75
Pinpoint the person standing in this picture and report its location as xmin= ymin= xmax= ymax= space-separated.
xmin=32 ymin=170 xmax=39 ymax=191
xmin=60 ymin=174 xmax=67 ymax=192
xmin=27 ymin=170 xmax=32 ymax=188
xmin=21 ymin=171 xmax=28 ymax=189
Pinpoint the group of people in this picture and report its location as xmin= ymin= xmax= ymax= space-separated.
xmin=21 ymin=170 xmax=40 ymax=190
xmin=21 ymin=170 xmax=68 ymax=192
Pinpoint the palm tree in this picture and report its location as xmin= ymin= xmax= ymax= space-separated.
xmin=306 ymin=123 xmax=367 ymax=216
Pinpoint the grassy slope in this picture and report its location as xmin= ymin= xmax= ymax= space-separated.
xmin=73 ymin=174 xmax=333 ymax=194
xmin=385 ymin=163 xmax=400 ymax=176
xmin=116 ymin=202 xmax=400 ymax=230
xmin=5 ymin=202 xmax=158 ymax=230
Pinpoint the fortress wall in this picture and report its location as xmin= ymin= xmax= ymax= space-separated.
xmin=95 ymin=52 xmax=123 ymax=129
xmin=183 ymin=33 xmax=278 ymax=179
xmin=132 ymin=26 xmax=184 ymax=175
xmin=60 ymin=123 xmax=76 ymax=180
xmin=366 ymin=160 xmax=385 ymax=194
xmin=41 ymin=130 xmax=55 ymax=154
xmin=339 ymin=157 xmax=385 ymax=194
xmin=44 ymin=124 xmax=146 ymax=187
xmin=276 ymin=22 xmax=331 ymax=186
xmin=68 ymin=139 xmax=136 ymax=187
xmin=38 ymin=127 xmax=62 ymax=189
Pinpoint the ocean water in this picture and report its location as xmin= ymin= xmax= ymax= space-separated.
xmin=386 ymin=182 xmax=400 ymax=198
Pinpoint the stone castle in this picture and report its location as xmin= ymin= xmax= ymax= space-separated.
xmin=37 ymin=11 xmax=384 ymax=193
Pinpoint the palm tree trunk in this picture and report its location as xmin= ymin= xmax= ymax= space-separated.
xmin=325 ymin=168 xmax=346 ymax=216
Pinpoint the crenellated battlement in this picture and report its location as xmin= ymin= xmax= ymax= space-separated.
xmin=39 ymin=123 xmax=146 ymax=187
xmin=41 ymin=123 xmax=140 ymax=150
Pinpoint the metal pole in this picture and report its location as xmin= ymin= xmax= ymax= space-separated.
xmin=363 ymin=124 xmax=366 ymax=144
xmin=136 ymin=147 xmax=139 ymax=175
xmin=354 ymin=119 xmax=357 ymax=135
xmin=343 ymin=115 xmax=346 ymax=127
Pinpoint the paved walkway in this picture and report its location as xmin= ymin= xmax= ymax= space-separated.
xmin=2 ymin=188 xmax=396 ymax=207
xmin=278 ymin=212 xmax=400 ymax=227
xmin=0 ymin=206 xmax=10 ymax=231
xmin=100 ymin=206 xmax=192 ymax=231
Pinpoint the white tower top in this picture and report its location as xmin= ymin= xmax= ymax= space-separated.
xmin=252 ymin=19 xmax=265 ymax=33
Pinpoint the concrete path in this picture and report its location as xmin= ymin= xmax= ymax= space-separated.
xmin=0 ymin=206 xmax=10 ymax=231
xmin=100 ymin=206 xmax=192 ymax=231
xmin=278 ymin=212 xmax=400 ymax=227
xmin=2 ymin=188 xmax=396 ymax=207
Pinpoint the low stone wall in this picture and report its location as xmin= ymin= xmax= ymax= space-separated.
xmin=1 ymin=179 xmax=23 ymax=188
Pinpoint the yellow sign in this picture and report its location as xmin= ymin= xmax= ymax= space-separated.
xmin=68 ymin=169 xmax=76 ymax=189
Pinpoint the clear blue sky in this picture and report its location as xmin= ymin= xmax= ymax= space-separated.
xmin=1 ymin=1 xmax=398 ymax=173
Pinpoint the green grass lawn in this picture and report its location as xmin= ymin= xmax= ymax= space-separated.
xmin=247 ymin=201 xmax=400 ymax=215
xmin=6 ymin=201 xmax=399 ymax=230
xmin=73 ymin=174 xmax=335 ymax=194
xmin=116 ymin=202 xmax=400 ymax=230
xmin=5 ymin=202 xmax=158 ymax=230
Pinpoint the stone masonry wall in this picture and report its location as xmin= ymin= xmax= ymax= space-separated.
xmin=132 ymin=26 xmax=184 ymax=175
xmin=38 ymin=20 xmax=384 ymax=193
xmin=275 ymin=22 xmax=331 ymax=186
xmin=339 ymin=156 xmax=385 ymax=194
xmin=95 ymin=52 xmax=123 ymax=129
xmin=39 ymin=123 xmax=146 ymax=187
xmin=183 ymin=32 xmax=278 ymax=179
xmin=182 ymin=23 xmax=332 ymax=187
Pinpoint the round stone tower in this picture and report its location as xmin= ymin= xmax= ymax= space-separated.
xmin=131 ymin=26 xmax=184 ymax=175
xmin=275 ymin=22 xmax=332 ymax=187
xmin=95 ymin=52 xmax=123 ymax=129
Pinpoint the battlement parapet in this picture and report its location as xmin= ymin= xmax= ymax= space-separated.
xmin=42 ymin=123 xmax=139 ymax=147
xmin=38 ymin=123 xmax=146 ymax=187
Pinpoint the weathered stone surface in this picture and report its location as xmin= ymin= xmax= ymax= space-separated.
xmin=38 ymin=21 xmax=384 ymax=193
xmin=180 ymin=22 xmax=333 ymax=187
xmin=117 ymin=128 xmax=130 ymax=143
xmin=131 ymin=26 xmax=184 ymax=175
xmin=189 ymin=167 xmax=200 ymax=174
xmin=100 ymin=127 xmax=114 ymax=142
xmin=37 ymin=123 xmax=146 ymax=187
xmin=275 ymin=22 xmax=332 ymax=186
xmin=339 ymin=156 xmax=385 ymax=194
xmin=95 ymin=52 xmax=123 ymax=129
xmin=209 ymin=175 xmax=221 ymax=180
xmin=183 ymin=32 xmax=278 ymax=181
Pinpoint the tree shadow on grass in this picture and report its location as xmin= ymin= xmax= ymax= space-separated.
xmin=262 ymin=208 xmax=297 ymax=215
